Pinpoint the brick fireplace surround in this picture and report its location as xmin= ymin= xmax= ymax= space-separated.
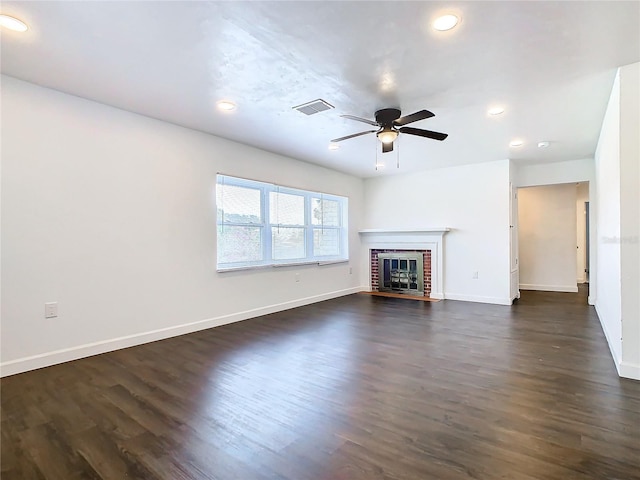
xmin=371 ymin=249 xmax=432 ymax=297
xmin=359 ymin=229 xmax=450 ymax=300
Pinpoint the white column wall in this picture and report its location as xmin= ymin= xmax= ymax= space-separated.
xmin=619 ymin=62 xmax=640 ymax=377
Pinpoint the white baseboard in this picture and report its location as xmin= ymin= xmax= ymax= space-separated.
xmin=620 ymin=362 xmax=640 ymax=381
xmin=519 ymin=284 xmax=579 ymax=293
xmin=594 ymin=304 xmax=623 ymax=377
xmin=444 ymin=293 xmax=513 ymax=305
xmin=0 ymin=287 xmax=363 ymax=378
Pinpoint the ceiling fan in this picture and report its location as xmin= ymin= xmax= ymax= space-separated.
xmin=331 ymin=108 xmax=448 ymax=153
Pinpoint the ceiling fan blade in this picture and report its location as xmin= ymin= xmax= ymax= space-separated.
xmin=382 ymin=142 xmax=393 ymax=153
xmin=394 ymin=110 xmax=435 ymax=126
xmin=331 ymin=130 xmax=377 ymax=143
xmin=340 ymin=114 xmax=379 ymax=127
xmin=399 ymin=126 xmax=448 ymax=141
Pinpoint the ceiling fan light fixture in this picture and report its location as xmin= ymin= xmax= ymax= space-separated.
xmin=377 ymin=128 xmax=398 ymax=144
xmin=0 ymin=14 xmax=28 ymax=32
xmin=433 ymin=14 xmax=459 ymax=31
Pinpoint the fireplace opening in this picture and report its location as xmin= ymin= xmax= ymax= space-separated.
xmin=378 ymin=253 xmax=424 ymax=296
xmin=371 ymin=249 xmax=431 ymax=297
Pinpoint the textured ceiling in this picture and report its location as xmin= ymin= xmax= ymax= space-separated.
xmin=1 ymin=1 xmax=638 ymax=177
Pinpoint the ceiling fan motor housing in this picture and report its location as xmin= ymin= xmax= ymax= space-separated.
xmin=375 ymin=108 xmax=402 ymax=127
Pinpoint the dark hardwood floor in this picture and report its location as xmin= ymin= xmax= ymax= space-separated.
xmin=2 ymin=288 xmax=639 ymax=479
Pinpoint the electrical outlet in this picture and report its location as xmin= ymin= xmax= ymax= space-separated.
xmin=472 ymin=271 xmax=479 ymax=279
xmin=45 ymin=302 xmax=58 ymax=318
xmin=295 ymin=273 xmax=300 ymax=283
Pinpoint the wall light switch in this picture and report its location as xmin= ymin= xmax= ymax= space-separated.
xmin=349 ymin=267 xmax=353 ymax=275
xmin=45 ymin=302 xmax=58 ymax=318
xmin=472 ymin=271 xmax=479 ymax=279
xmin=295 ymin=273 xmax=300 ymax=283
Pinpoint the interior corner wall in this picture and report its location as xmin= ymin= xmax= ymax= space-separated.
xmin=619 ymin=62 xmax=640 ymax=378
xmin=594 ymin=70 xmax=623 ymax=371
xmin=363 ymin=160 xmax=511 ymax=305
xmin=518 ymin=184 xmax=578 ymax=292
xmin=0 ymin=75 xmax=365 ymax=376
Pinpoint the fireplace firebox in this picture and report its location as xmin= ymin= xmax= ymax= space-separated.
xmin=377 ymin=252 xmax=424 ymax=296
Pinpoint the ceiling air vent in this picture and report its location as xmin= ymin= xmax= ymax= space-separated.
xmin=292 ymin=99 xmax=334 ymax=115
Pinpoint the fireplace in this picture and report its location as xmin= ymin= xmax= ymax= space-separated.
xmin=359 ymin=228 xmax=449 ymax=299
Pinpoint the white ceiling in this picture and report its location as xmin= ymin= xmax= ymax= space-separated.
xmin=1 ymin=1 xmax=638 ymax=178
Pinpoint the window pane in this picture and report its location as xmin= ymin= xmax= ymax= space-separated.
xmin=217 ymin=226 xmax=262 ymax=263
xmin=272 ymin=227 xmax=305 ymax=260
xmin=311 ymin=198 xmax=339 ymax=226
xmin=216 ymin=174 xmax=347 ymax=269
xmin=217 ymin=184 xmax=261 ymax=224
xmin=270 ymin=192 xmax=304 ymax=225
xmin=313 ymin=228 xmax=339 ymax=256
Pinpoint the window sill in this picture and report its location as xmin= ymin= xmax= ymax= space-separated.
xmin=217 ymin=259 xmax=348 ymax=273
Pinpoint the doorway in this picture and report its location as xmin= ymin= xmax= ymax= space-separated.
xmin=576 ymin=183 xmax=589 ymax=284
xmin=517 ymin=182 xmax=590 ymax=296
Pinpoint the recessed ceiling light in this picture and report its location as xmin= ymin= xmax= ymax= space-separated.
xmin=328 ymin=143 xmax=340 ymax=151
xmin=216 ymin=101 xmax=236 ymax=112
xmin=538 ymin=141 xmax=550 ymax=148
xmin=510 ymin=139 xmax=524 ymax=147
xmin=0 ymin=14 xmax=28 ymax=32
xmin=488 ymin=106 xmax=505 ymax=116
xmin=433 ymin=14 xmax=459 ymax=31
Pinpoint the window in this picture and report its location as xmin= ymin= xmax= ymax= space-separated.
xmin=216 ymin=175 xmax=348 ymax=270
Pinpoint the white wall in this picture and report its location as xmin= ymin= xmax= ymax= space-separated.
xmin=576 ymin=183 xmax=589 ymax=283
xmin=1 ymin=76 xmax=365 ymax=376
xmin=514 ymin=158 xmax=594 ymax=188
xmin=619 ymin=62 xmax=640 ymax=377
xmin=518 ymin=184 xmax=577 ymax=292
xmin=594 ymin=69 xmax=625 ymax=373
xmin=363 ymin=160 xmax=512 ymax=305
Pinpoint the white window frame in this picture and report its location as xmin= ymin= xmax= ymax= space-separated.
xmin=216 ymin=175 xmax=349 ymax=271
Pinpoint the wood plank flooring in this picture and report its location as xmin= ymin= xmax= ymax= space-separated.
xmin=2 ymin=287 xmax=639 ymax=479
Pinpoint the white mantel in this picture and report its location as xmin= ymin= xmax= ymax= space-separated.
xmin=359 ymin=228 xmax=450 ymax=299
